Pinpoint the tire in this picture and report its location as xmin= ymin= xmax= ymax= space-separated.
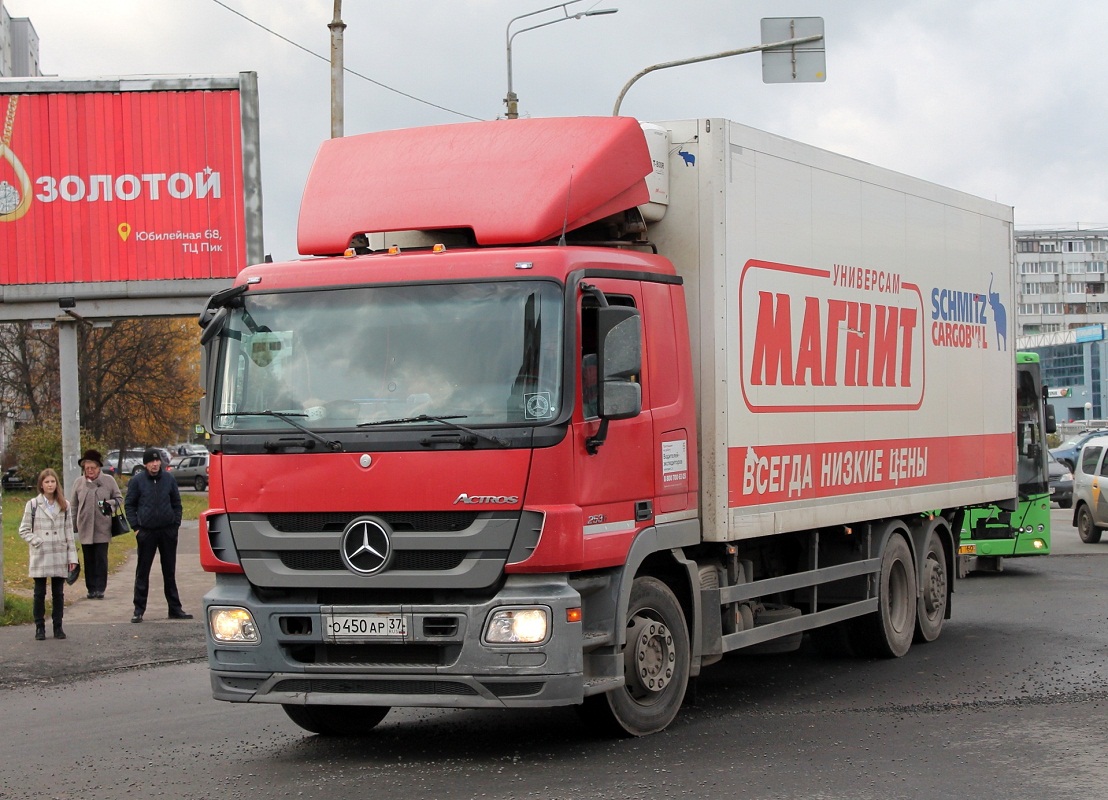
xmin=195 ymin=476 xmax=207 ymax=492
xmin=581 ymin=576 xmax=690 ymax=737
xmin=854 ymin=529 xmax=916 ymax=658
xmin=1077 ymin=505 xmax=1103 ymax=544
xmin=281 ymin=704 xmax=390 ymax=736
xmin=1058 ymin=499 xmax=1072 ymax=510
xmin=914 ymin=530 xmax=948 ymax=644
xmin=131 ymin=465 xmax=143 ymax=475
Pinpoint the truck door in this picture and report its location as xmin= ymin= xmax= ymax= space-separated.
xmin=574 ymin=281 xmax=655 ymax=550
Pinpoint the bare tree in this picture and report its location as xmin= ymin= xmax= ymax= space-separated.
xmin=0 ymin=322 xmax=61 ymax=423
xmin=0 ymin=318 xmax=201 ymax=454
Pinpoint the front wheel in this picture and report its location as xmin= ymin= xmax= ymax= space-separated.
xmin=581 ymin=576 xmax=690 ymax=737
xmin=282 ymin=704 xmax=390 ymax=736
xmin=1077 ymin=505 xmax=1103 ymax=544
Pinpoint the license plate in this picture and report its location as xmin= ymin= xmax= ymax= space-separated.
xmin=324 ymin=613 xmax=407 ymax=640
xmin=958 ymin=543 xmax=977 ymax=555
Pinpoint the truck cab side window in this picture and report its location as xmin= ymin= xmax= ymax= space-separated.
xmin=581 ymin=294 xmax=638 ymax=420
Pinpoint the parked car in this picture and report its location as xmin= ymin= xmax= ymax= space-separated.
xmin=1048 ymin=451 xmax=1073 ymax=509
xmin=1070 ymin=434 xmax=1108 ymax=543
xmin=171 ymin=453 xmax=209 ymax=491
xmin=170 ymin=442 xmax=209 ymax=457
xmin=1050 ymin=429 xmax=1108 ymax=471
xmin=2 ymin=466 xmax=30 ymax=490
xmin=104 ymin=447 xmax=175 ymax=476
xmin=104 ymin=449 xmax=145 ymax=476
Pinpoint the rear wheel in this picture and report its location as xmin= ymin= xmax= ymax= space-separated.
xmin=1077 ymin=505 xmax=1103 ymax=544
xmin=281 ymin=704 xmax=390 ymax=735
xmin=855 ymin=529 xmax=916 ymax=658
xmin=581 ymin=576 xmax=690 ymax=737
xmin=914 ymin=530 xmax=948 ymax=643
xmin=131 ymin=465 xmax=143 ymax=475
xmin=195 ymin=476 xmax=208 ymax=492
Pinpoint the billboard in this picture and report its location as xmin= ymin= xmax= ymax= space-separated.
xmin=0 ymin=73 xmax=262 ymax=320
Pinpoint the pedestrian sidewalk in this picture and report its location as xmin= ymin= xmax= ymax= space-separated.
xmin=0 ymin=520 xmax=214 ymax=688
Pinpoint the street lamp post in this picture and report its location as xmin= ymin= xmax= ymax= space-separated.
xmin=505 ymin=1 xmax=617 ymax=120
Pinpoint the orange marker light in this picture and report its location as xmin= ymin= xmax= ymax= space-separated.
xmin=566 ymin=608 xmax=582 ymax=623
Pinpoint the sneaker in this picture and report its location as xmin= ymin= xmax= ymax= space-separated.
xmin=168 ymin=611 xmax=194 ymax=620
xmin=131 ymin=613 xmax=143 ymax=624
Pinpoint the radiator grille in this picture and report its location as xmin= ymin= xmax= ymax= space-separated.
xmin=279 ymin=550 xmax=466 ymax=571
xmin=268 ymin=512 xmax=478 ymax=533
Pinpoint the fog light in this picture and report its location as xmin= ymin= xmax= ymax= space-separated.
xmin=1031 ymin=539 xmax=1046 ymax=550
xmin=484 ymin=607 xmax=549 ymax=644
xmin=209 ymin=606 xmax=260 ymax=643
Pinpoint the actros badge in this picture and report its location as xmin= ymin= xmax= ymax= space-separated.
xmin=340 ymin=517 xmax=392 ymax=575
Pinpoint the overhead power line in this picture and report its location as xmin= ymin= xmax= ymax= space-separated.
xmin=210 ymin=0 xmax=483 ymax=122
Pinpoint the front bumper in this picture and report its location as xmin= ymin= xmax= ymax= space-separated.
xmin=205 ymin=572 xmax=586 ymax=709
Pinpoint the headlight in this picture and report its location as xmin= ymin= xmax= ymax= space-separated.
xmin=484 ymin=607 xmax=549 ymax=644
xmin=209 ymin=606 xmax=260 ymax=644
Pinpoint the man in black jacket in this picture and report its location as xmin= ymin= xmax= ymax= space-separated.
xmin=125 ymin=449 xmax=192 ymax=623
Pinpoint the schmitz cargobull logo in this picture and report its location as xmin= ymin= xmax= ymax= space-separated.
xmin=739 ymin=259 xmax=925 ymax=413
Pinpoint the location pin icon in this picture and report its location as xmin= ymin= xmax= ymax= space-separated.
xmin=118 ymin=222 xmax=131 ymax=241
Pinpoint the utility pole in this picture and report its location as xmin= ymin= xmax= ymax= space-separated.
xmin=329 ymin=0 xmax=345 ymax=138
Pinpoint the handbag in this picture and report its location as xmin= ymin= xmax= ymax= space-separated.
xmin=66 ymin=562 xmax=81 ymax=585
xmin=110 ymin=509 xmax=131 ymax=537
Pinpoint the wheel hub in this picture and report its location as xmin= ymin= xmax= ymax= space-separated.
xmin=923 ymin=556 xmax=946 ymax=615
xmin=625 ymin=614 xmax=675 ymax=697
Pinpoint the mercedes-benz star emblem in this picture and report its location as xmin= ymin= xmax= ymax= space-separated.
xmin=340 ymin=518 xmax=392 ymax=575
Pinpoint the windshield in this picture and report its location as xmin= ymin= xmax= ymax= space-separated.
xmin=211 ymin=281 xmax=564 ymax=431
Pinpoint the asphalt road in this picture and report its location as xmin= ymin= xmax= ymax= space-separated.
xmin=2 ymin=546 xmax=1107 ymax=800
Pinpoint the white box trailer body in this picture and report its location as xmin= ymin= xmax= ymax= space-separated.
xmin=648 ymin=118 xmax=1016 ymax=542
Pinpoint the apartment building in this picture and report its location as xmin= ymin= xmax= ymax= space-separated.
xmin=0 ymin=0 xmax=40 ymax=78
xmin=1016 ymin=228 xmax=1108 ymax=422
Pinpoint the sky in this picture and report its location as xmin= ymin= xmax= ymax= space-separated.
xmin=7 ymin=0 xmax=1108 ymax=262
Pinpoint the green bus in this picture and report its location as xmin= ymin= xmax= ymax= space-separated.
xmin=958 ymin=352 xmax=1056 ymax=575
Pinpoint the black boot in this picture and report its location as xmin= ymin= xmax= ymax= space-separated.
xmin=35 ymin=623 xmax=46 ymax=641
xmin=53 ymin=624 xmax=66 ymax=640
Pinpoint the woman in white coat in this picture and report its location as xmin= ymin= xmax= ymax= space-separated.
xmin=18 ymin=468 xmax=78 ymax=640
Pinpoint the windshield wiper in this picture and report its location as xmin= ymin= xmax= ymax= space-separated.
xmin=359 ymin=414 xmax=509 ymax=448
xmin=218 ymin=410 xmax=343 ymax=452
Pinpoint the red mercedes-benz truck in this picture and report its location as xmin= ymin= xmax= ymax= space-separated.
xmin=199 ymin=116 xmax=1016 ymax=736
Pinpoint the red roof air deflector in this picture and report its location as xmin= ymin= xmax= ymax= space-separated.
xmin=296 ymin=116 xmax=652 ymax=255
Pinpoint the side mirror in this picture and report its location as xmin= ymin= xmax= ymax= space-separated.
xmin=596 ymin=306 xmax=642 ymax=420
xmin=1043 ymin=400 xmax=1057 ymax=435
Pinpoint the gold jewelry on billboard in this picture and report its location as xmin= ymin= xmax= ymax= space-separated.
xmin=0 ymin=95 xmax=32 ymax=222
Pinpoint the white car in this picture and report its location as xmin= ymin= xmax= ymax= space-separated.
xmin=104 ymin=449 xmax=145 ymax=476
xmin=1070 ymin=434 xmax=1108 ymax=543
